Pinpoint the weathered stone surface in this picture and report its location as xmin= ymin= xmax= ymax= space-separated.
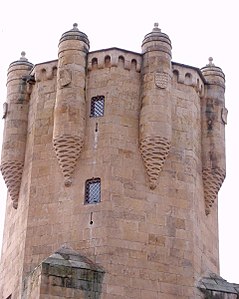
xmin=199 ymin=273 xmax=239 ymax=298
xmin=22 ymin=245 xmax=104 ymax=299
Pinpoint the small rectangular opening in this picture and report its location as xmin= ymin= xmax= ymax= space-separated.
xmin=90 ymin=96 xmax=105 ymax=117
xmin=85 ymin=178 xmax=101 ymax=204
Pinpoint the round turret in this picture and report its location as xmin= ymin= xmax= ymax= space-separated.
xmin=53 ymin=24 xmax=89 ymax=186
xmin=201 ymin=57 xmax=225 ymax=89
xmin=200 ymin=57 xmax=226 ymax=215
xmin=58 ymin=23 xmax=90 ymax=54
xmin=1 ymin=52 xmax=33 ymax=208
xmin=141 ymin=23 xmax=172 ymax=56
xmin=139 ymin=24 xmax=173 ymax=189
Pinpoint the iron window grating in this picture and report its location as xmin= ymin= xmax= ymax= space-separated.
xmin=90 ymin=96 xmax=105 ymax=117
xmin=85 ymin=178 xmax=101 ymax=204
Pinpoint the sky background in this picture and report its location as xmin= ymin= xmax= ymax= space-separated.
xmin=0 ymin=0 xmax=238 ymax=284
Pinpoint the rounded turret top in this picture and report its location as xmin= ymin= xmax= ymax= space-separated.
xmin=9 ymin=51 xmax=33 ymax=69
xmin=141 ymin=23 xmax=172 ymax=56
xmin=201 ymin=57 xmax=225 ymax=88
xmin=59 ymin=23 xmax=90 ymax=48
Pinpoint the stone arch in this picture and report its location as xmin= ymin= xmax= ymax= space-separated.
xmin=173 ymin=69 xmax=179 ymax=83
xmin=131 ymin=59 xmax=137 ymax=71
xmin=92 ymin=57 xmax=98 ymax=69
xmin=104 ymin=55 xmax=111 ymax=68
xmin=185 ymin=72 xmax=192 ymax=85
xmin=41 ymin=68 xmax=47 ymax=81
xmin=52 ymin=66 xmax=57 ymax=77
xmin=118 ymin=55 xmax=125 ymax=68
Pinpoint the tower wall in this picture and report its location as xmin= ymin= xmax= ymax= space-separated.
xmin=0 ymin=25 xmax=227 ymax=299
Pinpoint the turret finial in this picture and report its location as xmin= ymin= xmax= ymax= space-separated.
xmin=20 ymin=51 xmax=28 ymax=61
xmin=73 ymin=23 xmax=79 ymax=30
xmin=208 ymin=57 xmax=214 ymax=66
xmin=153 ymin=22 xmax=161 ymax=32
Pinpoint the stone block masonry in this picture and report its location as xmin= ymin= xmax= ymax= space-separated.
xmin=0 ymin=23 xmax=234 ymax=299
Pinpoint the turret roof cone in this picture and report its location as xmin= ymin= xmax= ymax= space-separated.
xmin=201 ymin=57 xmax=225 ymax=86
xmin=141 ymin=23 xmax=172 ymax=55
xmin=59 ymin=23 xmax=89 ymax=48
xmin=9 ymin=51 xmax=33 ymax=68
xmin=142 ymin=23 xmax=171 ymax=44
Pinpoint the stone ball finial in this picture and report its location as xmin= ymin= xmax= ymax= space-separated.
xmin=153 ymin=22 xmax=161 ymax=32
xmin=208 ymin=57 xmax=214 ymax=66
xmin=73 ymin=23 xmax=79 ymax=30
xmin=20 ymin=51 xmax=28 ymax=61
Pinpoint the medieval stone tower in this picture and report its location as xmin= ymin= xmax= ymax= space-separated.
xmin=0 ymin=23 xmax=238 ymax=298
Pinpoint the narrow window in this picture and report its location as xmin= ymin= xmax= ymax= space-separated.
xmin=131 ymin=59 xmax=137 ymax=71
xmin=173 ymin=69 xmax=179 ymax=83
xmin=104 ymin=55 xmax=111 ymax=67
xmin=118 ymin=56 xmax=125 ymax=68
xmin=185 ymin=72 xmax=192 ymax=85
xmin=90 ymin=96 xmax=105 ymax=117
xmin=92 ymin=57 xmax=98 ymax=69
xmin=85 ymin=178 xmax=101 ymax=204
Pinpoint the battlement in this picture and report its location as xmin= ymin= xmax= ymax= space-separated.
xmin=88 ymin=47 xmax=142 ymax=72
xmin=31 ymin=49 xmax=206 ymax=89
xmin=172 ymin=62 xmax=205 ymax=96
xmin=32 ymin=60 xmax=58 ymax=82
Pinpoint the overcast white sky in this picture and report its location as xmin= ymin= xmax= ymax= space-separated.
xmin=0 ymin=0 xmax=238 ymax=284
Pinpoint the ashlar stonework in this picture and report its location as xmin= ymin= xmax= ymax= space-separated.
xmin=0 ymin=23 xmax=236 ymax=299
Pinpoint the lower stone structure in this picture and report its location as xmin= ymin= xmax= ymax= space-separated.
xmin=199 ymin=273 xmax=239 ymax=299
xmin=22 ymin=245 xmax=104 ymax=299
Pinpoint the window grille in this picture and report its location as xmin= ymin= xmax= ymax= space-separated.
xmin=90 ymin=96 xmax=105 ymax=117
xmin=85 ymin=178 xmax=101 ymax=204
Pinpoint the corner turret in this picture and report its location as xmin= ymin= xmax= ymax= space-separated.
xmin=201 ymin=58 xmax=226 ymax=215
xmin=139 ymin=24 xmax=172 ymax=189
xmin=53 ymin=24 xmax=89 ymax=186
xmin=0 ymin=52 xmax=33 ymax=208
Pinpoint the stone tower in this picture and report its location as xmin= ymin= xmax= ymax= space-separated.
xmin=0 ymin=23 xmax=237 ymax=298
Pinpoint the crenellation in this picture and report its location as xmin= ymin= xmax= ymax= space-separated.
xmin=172 ymin=63 xmax=205 ymax=96
xmin=32 ymin=60 xmax=58 ymax=82
xmin=88 ymin=48 xmax=142 ymax=72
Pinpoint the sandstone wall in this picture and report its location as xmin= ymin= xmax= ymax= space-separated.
xmin=0 ymin=48 xmax=223 ymax=298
